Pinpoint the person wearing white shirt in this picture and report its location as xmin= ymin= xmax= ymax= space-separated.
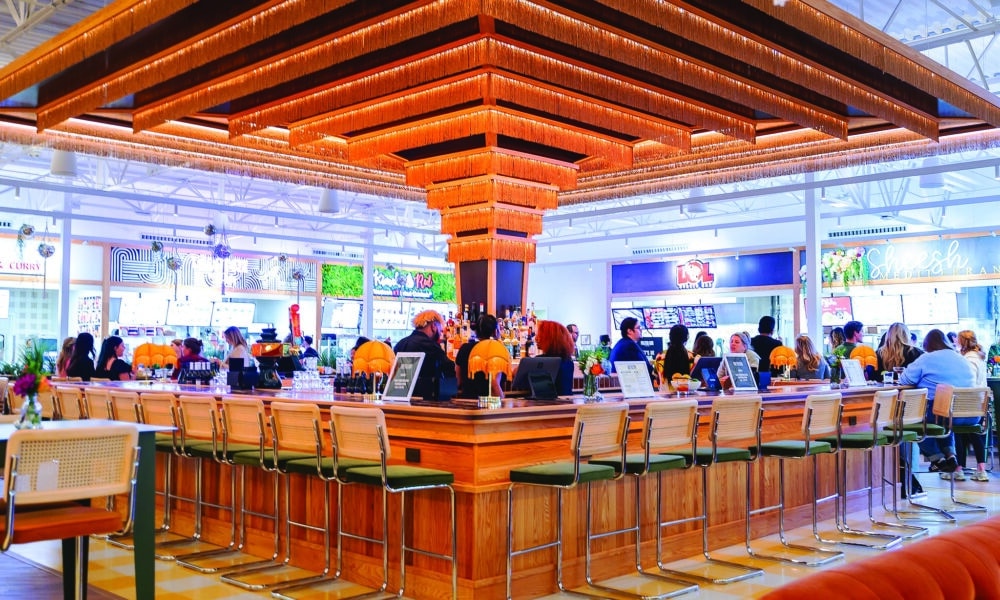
xmin=954 ymin=330 xmax=989 ymax=481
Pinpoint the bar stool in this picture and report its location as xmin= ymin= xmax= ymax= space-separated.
xmin=887 ymin=387 xmax=955 ymax=522
xmin=331 ymin=405 xmax=457 ymax=599
xmin=930 ymin=384 xmax=991 ymax=514
xmin=220 ymin=401 xmax=326 ymax=590
xmin=109 ymin=389 xmax=142 ymax=423
xmin=827 ymin=389 xmax=925 ymax=540
xmin=177 ymin=396 xmax=278 ymax=575
xmin=588 ymin=401 xmax=699 ymax=598
xmin=507 ymin=402 xmax=630 ymax=599
xmin=658 ymin=397 xmax=764 ymax=584
xmin=52 ymin=385 xmax=85 ymax=420
xmin=8 ymin=388 xmax=58 ymax=420
xmin=83 ymin=386 xmax=114 ymax=420
xmin=746 ymin=392 xmax=844 ymax=566
xmin=172 ymin=394 xmax=249 ymax=571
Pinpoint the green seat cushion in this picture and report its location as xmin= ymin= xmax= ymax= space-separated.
xmin=344 ymin=465 xmax=454 ymax=489
xmin=509 ymin=462 xmax=615 ymax=486
xmin=899 ymin=423 xmax=946 ymax=436
xmin=154 ymin=437 xmax=176 ymax=452
xmin=590 ymin=453 xmax=687 ymax=475
xmin=178 ymin=441 xmax=219 ymax=459
xmin=953 ymin=425 xmax=986 ymax=435
xmin=232 ymin=448 xmax=314 ymax=468
xmin=760 ymin=439 xmax=832 ymax=458
xmin=881 ymin=429 xmax=919 ymax=443
xmin=285 ymin=456 xmax=379 ymax=478
xmin=674 ymin=447 xmax=753 ymax=466
xmin=820 ymin=431 xmax=889 ymax=449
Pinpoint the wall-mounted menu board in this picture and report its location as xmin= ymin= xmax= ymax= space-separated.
xmin=611 ymin=308 xmax=643 ymax=330
xmin=820 ymin=296 xmax=853 ymax=327
xmin=211 ymin=302 xmax=256 ymax=328
xmin=851 ymin=294 xmax=903 ymax=326
xmin=166 ymin=299 xmax=213 ymax=326
xmin=902 ymin=292 xmax=958 ymax=325
xmin=324 ymin=299 xmax=362 ymax=329
xmin=639 ymin=305 xmax=717 ymax=329
xmin=118 ymin=296 xmax=168 ymax=326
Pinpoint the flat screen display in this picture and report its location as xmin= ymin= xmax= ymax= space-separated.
xmin=639 ymin=305 xmax=717 ymax=330
xmin=118 ymin=296 xmax=168 ymax=325
xmin=324 ymin=299 xmax=362 ymax=329
xmin=820 ymin=296 xmax=853 ymax=327
xmin=902 ymin=292 xmax=958 ymax=325
xmin=851 ymin=294 xmax=903 ymax=326
xmin=166 ymin=299 xmax=213 ymax=327
xmin=611 ymin=308 xmax=643 ymax=330
xmin=211 ymin=301 xmax=255 ymax=328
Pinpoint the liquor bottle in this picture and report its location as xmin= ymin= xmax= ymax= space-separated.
xmin=478 ymin=302 xmax=485 ymax=321
xmin=463 ymin=303 xmax=470 ymax=323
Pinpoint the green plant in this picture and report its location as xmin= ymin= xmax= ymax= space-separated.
xmin=318 ymin=347 xmax=340 ymax=369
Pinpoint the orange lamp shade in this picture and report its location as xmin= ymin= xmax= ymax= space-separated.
xmin=769 ymin=346 xmax=797 ymax=367
xmin=850 ymin=345 xmax=879 ymax=368
xmin=132 ymin=343 xmax=176 ymax=370
xmin=468 ymin=339 xmax=513 ymax=379
xmin=352 ymin=340 xmax=395 ymax=376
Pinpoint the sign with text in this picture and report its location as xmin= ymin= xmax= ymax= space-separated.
xmin=612 ymin=252 xmax=794 ymax=294
xmin=840 ymin=358 xmax=868 ymax=387
xmin=383 ymin=352 xmax=425 ymax=402
xmin=615 ymin=361 xmax=656 ymax=398
xmin=724 ymin=353 xmax=757 ymax=392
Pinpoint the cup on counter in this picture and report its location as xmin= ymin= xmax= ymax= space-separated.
xmin=882 ymin=371 xmax=894 ymax=385
xmin=892 ymin=366 xmax=904 ymax=383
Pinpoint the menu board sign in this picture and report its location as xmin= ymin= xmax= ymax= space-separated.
xmin=640 ymin=305 xmax=717 ymax=329
xmin=724 ymin=353 xmax=757 ymax=392
xmin=166 ymin=299 xmax=213 ymax=326
xmin=325 ymin=299 xmax=363 ymax=329
xmin=615 ymin=361 xmax=656 ymax=398
xmin=840 ymin=358 xmax=868 ymax=387
xmin=118 ymin=296 xmax=168 ymax=326
xmin=851 ymin=294 xmax=903 ymax=326
xmin=902 ymin=292 xmax=958 ymax=325
xmin=211 ymin=302 xmax=256 ymax=328
xmin=383 ymin=352 xmax=425 ymax=402
xmin=820 ymin=296 xmax=853 ymax=327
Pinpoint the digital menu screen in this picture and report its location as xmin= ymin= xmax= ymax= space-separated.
xmin=902 ymin=292 xmax=958 ymax=325
xmin=211 ymin=302 xmax=256 ymax=328
xmin=324 ymin=299 xmax=362 ymax=329
xmin=820 ymin=296 xmax=853 ymax=327
xmin=640 ymin=305 xmax=717 ymax=329
xmin=118 ymin=296 xmax=168 ymax=326
xmin=166 ymin=299 xmax=213 ymax=327
xmin=611 ymin=308 xmax=643 ymax=330
xmin=852 ymin=294 xmax=903 ymax=326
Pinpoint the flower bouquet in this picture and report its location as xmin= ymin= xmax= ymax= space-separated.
xmin=821 ymin=247 xmax=867 ymax=290
xmin=13 ymin=343 xmax=51 ymax=429
xmin=578 ymin=348 xmax=608 ymax=400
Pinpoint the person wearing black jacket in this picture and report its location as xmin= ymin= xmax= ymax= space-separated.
xmin=393 ymin=310 xmax=456 ymax=400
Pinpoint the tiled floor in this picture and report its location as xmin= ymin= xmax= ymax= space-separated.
xmin=11 ymin=469 xmax=1000 ymax=599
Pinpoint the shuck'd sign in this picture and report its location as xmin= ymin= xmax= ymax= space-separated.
xmin=676 ymin=259 xmax=715 ymax=290
xmin=0 ymin=257 xmax=43 ymax=276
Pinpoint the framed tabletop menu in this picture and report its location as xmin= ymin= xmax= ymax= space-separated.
xmin=724 ymin=353 xmax=757 ymax=392
xmin=614 ymin=361 xmax=656 ymax=398
xmin=382 ymin=352 xmax=426 ymax=401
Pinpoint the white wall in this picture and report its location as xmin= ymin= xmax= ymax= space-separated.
xmin=527 ymin=262 xmax=610 ymax=346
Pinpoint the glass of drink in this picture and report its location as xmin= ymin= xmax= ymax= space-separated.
xmin=892 ymin=366 xmax=904 ymax=383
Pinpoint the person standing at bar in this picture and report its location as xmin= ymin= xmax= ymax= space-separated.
xmin=750 ymin=315 xmax=782 ymax=373
xmin=566 ymin=323 xmax=580 ymax=358
xmin=455 ymin=314 xmax=504 ymax=398
xmin=608 ymin=317 xmax=653 ymax=379
xmin=394 ymin=310 xmax=456 ymax=400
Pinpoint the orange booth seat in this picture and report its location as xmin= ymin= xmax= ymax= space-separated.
xmin=131 ymin=343 xmax=177 ymax=370
xmin=761 ymin=516 xmax=1000 ymax=600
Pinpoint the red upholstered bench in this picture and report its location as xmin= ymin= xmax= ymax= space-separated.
xmin=761 ymin=516 xmax=1000 ymax=600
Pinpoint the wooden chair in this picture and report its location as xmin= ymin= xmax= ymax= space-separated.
xmin=887 ymin=388 xmax=955 ymax=522
xmin=0 ymin=424 xmax=140 ymax=600
xmin=108 ymin=390 xmax=141 ymax=423
xmin=8 ymin=389 xmax=58 ymax=420
xmin=931 ymin=384 xmax=991 ymax=513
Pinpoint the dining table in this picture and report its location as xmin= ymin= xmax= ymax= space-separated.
xmin=0 ymin=419 xmax=171 ymax=600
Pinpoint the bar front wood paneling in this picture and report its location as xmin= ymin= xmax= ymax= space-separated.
xmin=84 ymin=381 xmax=885 ymax=599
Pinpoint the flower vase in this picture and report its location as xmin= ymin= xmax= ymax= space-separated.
xmin=16 ymin=394 xmax=43 ymax=429
xmin=582 ymin=373 xmax=601 ymax=402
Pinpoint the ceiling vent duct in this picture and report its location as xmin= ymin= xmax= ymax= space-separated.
xmin=827 ymin=225 xmax=907 ymax=239
xmin=631 ymin=243 xmax=690 ymax=256
xmin=311 ymin=248 xmax=364 ymax=260
xmin=141 ymin=233 xmax=213 ymax=247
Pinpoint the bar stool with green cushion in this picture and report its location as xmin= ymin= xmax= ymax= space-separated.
xmin=930 ymin=384 xmax=991 ymax=514
xmin=815 ymin=389 xmax=914 ymax=547
xmin=657 ymin=396 xmax=764 ymax=585
xmin=222 ymin=401 xmax=334 ymax=592
xmin=171 ymin=395 xmax=245 ymax=571
xmin=746 ymin=392 xmax=845 ymax=566
xmin=588 ymin=400 xmax=699 ymax=598
xmin=886 ymin=388 xmax=955 ymax=522
xmin=826 ymin=389 xmax=926 ymax=540
xmin=331 ymin=405 xmax=457 ymax=599
xmin=506 ymin=402 xmax=630 ymax=599
xmin=177 ymin=396 xmax=279 ymax=575
xmin=273 ymin=402 xmax=382 ymax=600
xmin=109 ymin=389 xmax=142 ymax=423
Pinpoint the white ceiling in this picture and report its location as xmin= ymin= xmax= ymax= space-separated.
xmin=0 ymin=0 xmax=998 ymax=269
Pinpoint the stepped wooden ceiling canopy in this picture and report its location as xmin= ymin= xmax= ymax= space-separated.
xmin=1 ymin=0 xmax=999 ymax=207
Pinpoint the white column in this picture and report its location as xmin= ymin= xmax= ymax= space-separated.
xmin=804 ymin=181 xmax=823 ymax=347
xmin=362 ymin=230 xmax=374 ymax=337
xmin=59 ymin=194 xmax=73 ymax=339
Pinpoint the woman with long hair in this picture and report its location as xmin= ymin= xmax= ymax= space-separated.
xmin=220 ymin=326 xmax=253 ymax=369
xmin=876 ymin=322 xmax=923 ymax=379
xmin=954 ymin=330 xmax=989 ymax=482
xmin=661 ymin=324 xmax=692 ymax=381
xmin=95 ymin=336 xmax=134 ymax=381
xmin=65 ymin=332 xmax=96 ymax=381
xmin=689 ymin=333 xmax=715 ymax=375
xmin=55 ymin=336 xmax=75 ymax=378
xmin=792 ymin=334 xmax=830 ymax=380
xmin=534 ymin=320 xmax=576 ymax=396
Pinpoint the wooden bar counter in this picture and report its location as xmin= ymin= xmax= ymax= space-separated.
xmin=87 ymin=381 xmax=891 ymax=599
